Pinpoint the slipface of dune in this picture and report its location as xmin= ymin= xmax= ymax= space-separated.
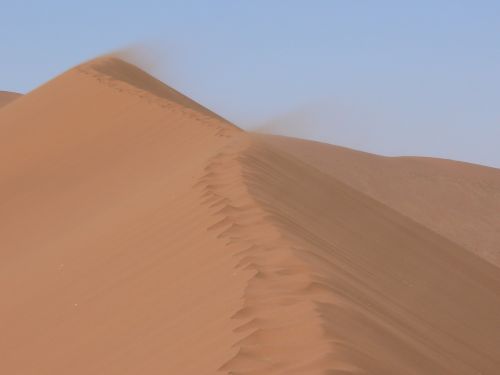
xmin=0 ymin=90 xmax=22 ymax=108
xmin=0 ymin=58 xmax=499 ymax=374
xmin=262 ymin=135 xmax=500 ymax=267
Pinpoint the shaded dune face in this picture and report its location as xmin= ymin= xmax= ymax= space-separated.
xmin=0 ymin=58 xmax=499 ymax=374
xmin=263 ymin=135 xmax=500 ymax=268
xmin=201 ymin=138 xmax=500 ymax=374
xmin=0 ymin=91 xmax=22 ymax=108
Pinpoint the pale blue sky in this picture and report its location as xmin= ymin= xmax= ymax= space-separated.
xmin=1 ymin=1 xmax=499 ymax=167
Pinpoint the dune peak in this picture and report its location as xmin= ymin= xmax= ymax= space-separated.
xmin=75 ymin=56 xmax=237 ymax=127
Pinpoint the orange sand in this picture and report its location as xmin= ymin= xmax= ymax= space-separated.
xmin=263 ymin=135 xmax=500 ymax=267
xmin=0 ymin=58 xmax=499 ymax=374
xmin=0 ymin=90 xmax=21 ymax=108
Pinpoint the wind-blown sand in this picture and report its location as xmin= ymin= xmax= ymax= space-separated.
xmin=0 ymin=58 xmax=499 ymax=374
xmin=0 ymin=90 xmax=21 ymax=108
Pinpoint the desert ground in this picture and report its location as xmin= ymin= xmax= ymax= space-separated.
xmin=1 ymin=57 xmax=499 ymax=374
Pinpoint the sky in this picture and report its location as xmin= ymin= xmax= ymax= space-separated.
xmin=1 ymin=0 xmax=499 ymax=167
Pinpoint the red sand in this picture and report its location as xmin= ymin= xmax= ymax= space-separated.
xmin=0 ymin=90 xmax=21 ymax=108
xmin=263 ymin=135 xmax=500 ymax=267
xmin=0 ymin=58 xmax=499 ymax=374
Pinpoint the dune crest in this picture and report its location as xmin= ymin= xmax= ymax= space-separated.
xmin=77 ymin=57 xmax=235 ymax=124
xmin=0 ymin=58 xmax=499 ymax=374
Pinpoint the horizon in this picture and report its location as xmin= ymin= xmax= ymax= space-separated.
xmin=1 ymin=1 xmax=499 ymax=168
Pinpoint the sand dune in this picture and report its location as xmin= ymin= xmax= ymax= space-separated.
xmin=0 ymin=90 xmax=21 ymax=108
xmin=0 ymin=57 xmax=499 ymax=374
xmin=263 ymin=135 xmax=500 ymax=267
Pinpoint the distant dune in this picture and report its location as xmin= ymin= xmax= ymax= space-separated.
xmin=0 ymin=90 xmax=21 ymax=108
xmin=0 ymin=57 xmax=499 ymax=374
xmin=263 ymin=135 xmax=500 ymax=267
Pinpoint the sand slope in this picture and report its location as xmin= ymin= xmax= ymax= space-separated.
xmin=0 ymin=90 xmax=21 ymax=108
xmin=1 ymin=58 xmax=499 ymax=374
xmin=264 ymin=135 xmax=500 ymax=267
